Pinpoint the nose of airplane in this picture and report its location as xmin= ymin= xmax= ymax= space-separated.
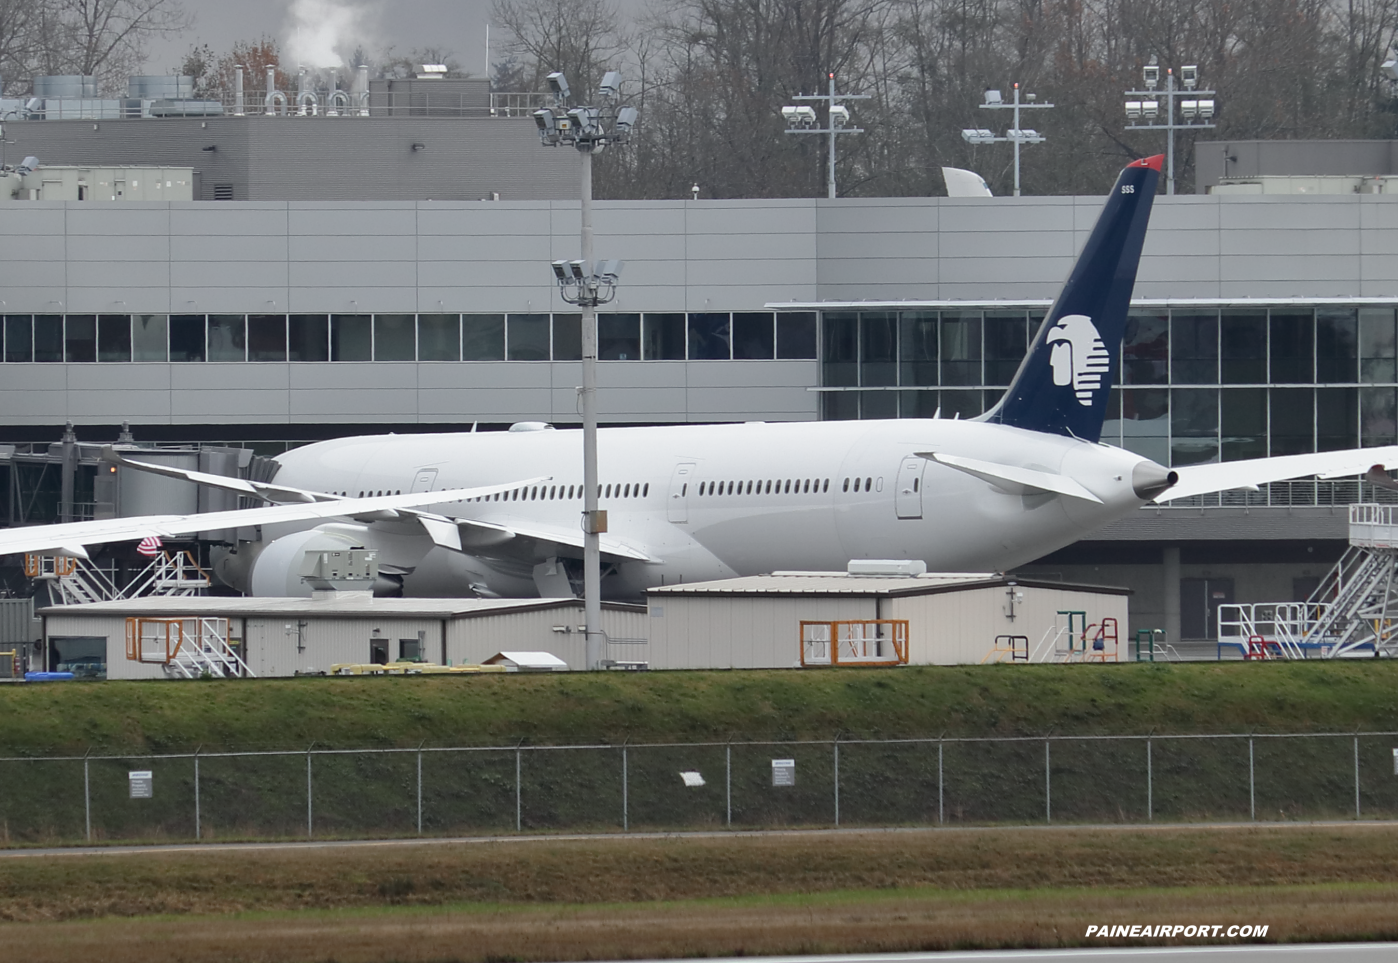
xmin=1132 ymin=460 xmax=1178 ymax=500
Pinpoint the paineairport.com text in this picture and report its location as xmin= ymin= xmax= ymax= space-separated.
xmin=1085 ymin=925 xmax=1269 ymax=939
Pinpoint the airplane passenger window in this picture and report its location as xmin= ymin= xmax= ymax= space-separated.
xmin=866 ymin=477 xmax=873 ymax=490
xmin=842 ymin=478 xmax=849 ymax=492
xmin=606 ymin=484 xmax=613 ymax=498
xmin=766 ymin=480 xmax=772 ymax=493
xmin=624 ymin=484 xmax=631 ymax=497
xmin=644 ymin=483 xmax=650 ymax=496
xmin=853 ymin=478 xmax=861 ymax=492
xmin=727 ymin=481 xmax=734 ymax=495
xmin=823 ymin=479 xmax=829 ymax=492
xmin=804 ymin=479 xmax=811 ymax=493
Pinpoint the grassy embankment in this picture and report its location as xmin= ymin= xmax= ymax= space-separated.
xmin=3 ymin=661 xmax=1398 ymax=844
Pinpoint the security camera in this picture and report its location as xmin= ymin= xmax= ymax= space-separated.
xmin=551 ymin=260 xmax=569 ymax=281
xmin=568 ymin=259 xmax=587 ymax=280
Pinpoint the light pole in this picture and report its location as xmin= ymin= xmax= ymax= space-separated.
xmin=961 ymin=83 xmax=1054 ymax=197
xmin=1124 ymin=63 xmax=1216 ymax=195
xmin=533 ymin=71 xmax=637 ymax=670
xmin=782 ymin=73 xmax=869 ymax=198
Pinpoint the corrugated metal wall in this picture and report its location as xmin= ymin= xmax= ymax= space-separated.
xmin=647 ymin=595 xmax=873 ymax=669
xmin=0 ymin=598 xmax=39 ymax=644
xmin=447 ymin=605 xmax=649 ymax=669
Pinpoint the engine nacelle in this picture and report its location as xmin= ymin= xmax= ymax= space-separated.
xmin=231 ymin=528 xmax=367 ymax=597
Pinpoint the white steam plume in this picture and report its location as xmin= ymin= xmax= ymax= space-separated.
xmin=284 ymin=0 xmax=375 ymax=68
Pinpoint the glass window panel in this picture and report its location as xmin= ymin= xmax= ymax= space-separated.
xmin=1221 ymin=310 xmax=1266 ymax=383
xmin=1316 ymin=308 xmax=1357 ymax=383
xmin=643 ymin=313 xmax=685 ymax=360
xmin=898 ymin=311 xmax=938 ymax=387
xmin=731 ymin=312 xmax=773 ymax=360
xmin=940 ymin=311 xmax=981 ymax=386
xmin=900 ymin=389 xmax=939 ymax=418
xmin=247 ymin=315 xmax=287 ymax=362
xmin=288 ymin=315 xmax=328 ymax=362
xmin=1316 ymin=387 xmax=1358 ymax=451
xmin=859 ymin=390 xmax=897 ymax=419
xmin=983 ymin=312 xmax=1027 ymax=386
xmin=1123 ymin=311 xmax=1168 ymax=385
xmin=1269 ymin=310 xmax=1313 ymax=384
xmin=1100 ymin=388 xmax=1123 ymax=446
xmin=1122 ymin=387 xmax=1169 ymax=464
xmin=417 ymin=314 xmax=460 ymax=361
xmin=4 ymin=315 xmax=31 ymax=362
xmin=776 ymin=312 xmax=816 ymax=359
xmin=939 ymin=389 xmax=984 ymax=420
xmin=1270 ymin=387 xmax=1314 ymax=455
xmin=1360 ymin=307 xmax=1396 ymax=383
xmin=462 ymin=314 xmax=505 ymax=360
xmin=507 ymin=313 xmax=549 ymax=360
xmin=330 ymin=314 xmax=372 ymax=362
xmin=35 ymin=315 xmax=63 ymax=362
xmin=553 ymin=314 xmax=581 ymax=361
xmin=1361 ymin=387 xmax=1397 ymax=446
xmin=1170 ymin=388 xmax=1219 ymax=466
xmin=822 ymin=312 xmax=857 ymax=387
xmin=374 ymin=314 xmax=416 ymax=361
xmin=1170 ymin=311 xmax=1218 ymax=384
xmin=132 ymin=314 xmax=167 ymax=361
xmin=168 ymin=314 xmax=205 ymax=362
xmin=600 ymin=313 xmax=641 ymax=360
xmin=97 ymin=314 xmax=130 ymax=362
xmin=859 ymin=312 xmax=897 ymax=386
xmin=207 ymin=315 xmax=246 ymax=362
xmin=65 ymin=315 xmax=96 ymax=362
xmin=822 ymin=391 xmax=859 ymax=420
xmin=688 ymin=312 xmax=730 ymax=360
xmin=1221 ymin=388 xmax=1267 ymax=460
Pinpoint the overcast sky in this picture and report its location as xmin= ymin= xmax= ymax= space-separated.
xmin=141 ymin=0 xmax=498 ymax=79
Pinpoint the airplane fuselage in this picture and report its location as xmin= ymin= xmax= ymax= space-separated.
xmin=261 ymin=419 xmax=1161 ymax=599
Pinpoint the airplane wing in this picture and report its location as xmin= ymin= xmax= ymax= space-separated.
xmin=1155 ymin=446 xmax=1398 ymax=503
xmin=919 ymin=452 xmax=1104 ymax=503
xmin=0 ymin=479 xmax=549 ymax=559
xmin=101 ymin=447 xmax=340 ymax=504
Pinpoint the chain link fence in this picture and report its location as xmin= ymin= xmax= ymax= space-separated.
xmin=3 ymin=732 xmax=1398 ymax=845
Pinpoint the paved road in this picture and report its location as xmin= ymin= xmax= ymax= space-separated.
xmin=3 ymin=817 xmax=1398 ymax=859
xmin=609 ymin=948 xmax=1395 ymax=963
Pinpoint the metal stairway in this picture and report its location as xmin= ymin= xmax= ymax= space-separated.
xmin=27 ymin=550 xmax=210 ymax=605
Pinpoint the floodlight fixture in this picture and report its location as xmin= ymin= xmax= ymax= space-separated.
xmin=1181 ymin=65 xmax=1198 ymax=89
xmin=1125 ymin=100 xmax=1142 ymax=119
xmin=1026 ymin=92 xmax=1037 ymax=103
xmin=984 ymin=89 xmax=1002 ymax=105
xmin=568 ymin=259 xmax=587 ymax=280
xmin=961 ymin=128 xmax=997 ymax=144
xmin=782 ymin=105 xmax=800 ymax=126
xmin=1384 ymin=57 xmax=1398 ymax=81
xmin=551 ymin=260 xmax=569 ymax=280
xmin=597 ymin=259 xmax=623 ymax=280
xmin=1143 ymin=64 xmax=1160 ymax=89
xmin=1142 ymin=99 xmax=1159 ymax=118
xmin=1198 ymin=98 xmax=1215 ymax=119
xmin=1181 ymin=99 xmax=1198 ymax=118
xmin=830 ymin=105 xmax=850 ymax=128
xmin=598 ymin=71 xmax=621 ymax=101
xmin=547 ymin=71 xmax=570 ymax=101
xmin=795 ymin=105 xmax=817 ymax=126
xmin=614 ymin=105 xmax=638 ymax=138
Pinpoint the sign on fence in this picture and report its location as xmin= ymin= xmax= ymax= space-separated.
xmin=128 ymin=770 xmax=152 ymax=799
xmin=772 ymin=758 xmax=795 ymax=786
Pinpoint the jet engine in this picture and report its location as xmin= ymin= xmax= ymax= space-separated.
xmin=214 ymin=528 xmax=367 ymax=597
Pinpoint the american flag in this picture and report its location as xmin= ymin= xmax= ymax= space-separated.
xmin=136 ymin=535 xmax=163 ymax=557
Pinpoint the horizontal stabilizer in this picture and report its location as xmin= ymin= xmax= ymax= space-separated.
xmin=1157 ymin=446 xmax=1398 ymax=502
xmin=921 ymin=452 xmax=1103 ymax=504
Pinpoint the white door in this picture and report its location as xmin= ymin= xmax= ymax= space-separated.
xmin=668 ymin=462 xmax=696 ymax=523
xmin=894 ymin=456 xmax=924 ymax=519
xmin=411 ymin=468 xmax=438 ymax=493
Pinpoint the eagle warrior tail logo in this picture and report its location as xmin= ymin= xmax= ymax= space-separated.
xmin=1046 ymin=315 xmax=1111 ymax=406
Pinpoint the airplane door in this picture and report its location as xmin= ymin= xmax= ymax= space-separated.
xmin=668 ymin=462 xmax=695 ymax=523
xmin=411 ymin=468 xmax=438 ymax=493
xmin=894 ymin=456 xmax=924 ymax=519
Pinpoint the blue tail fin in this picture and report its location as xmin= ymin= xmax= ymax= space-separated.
xmin=986 ymin=155 xmax=1162 ymax=442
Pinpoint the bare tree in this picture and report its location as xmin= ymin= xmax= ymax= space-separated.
xmin=35 ymin=0 xmax=190 ymax=94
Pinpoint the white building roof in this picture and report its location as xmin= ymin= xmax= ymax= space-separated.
xmin=647 ymin=572 xmax=1131 ymax=598
xmin=38 ymin=595 xmax=645 ymax=619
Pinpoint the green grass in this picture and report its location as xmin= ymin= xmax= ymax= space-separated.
xmin=3 ymin=660 xmax=1398 ymax=755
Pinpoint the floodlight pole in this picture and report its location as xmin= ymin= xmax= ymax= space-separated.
xmin=978 ymin=83 xmax=1054 ymax=197
xmin=785 ymin=74 xmax=869 ymax=198
xmin=578 ymin=147 xmax=601 ymax=671
xmin=1124 ymin=68 xmax=1216 ymax=195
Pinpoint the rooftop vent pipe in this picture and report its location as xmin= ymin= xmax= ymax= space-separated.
xmin=233 ymin=64 xmax=244 ymax=116
xmin=264 ymin=64 xmax=286 ymax=116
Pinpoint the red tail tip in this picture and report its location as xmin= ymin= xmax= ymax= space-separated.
xmin=1129 ymin=154 xmax=1165 ymax=172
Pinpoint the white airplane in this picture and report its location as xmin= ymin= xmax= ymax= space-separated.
xmin=3 ymin=153 xmax=1397 ymax=600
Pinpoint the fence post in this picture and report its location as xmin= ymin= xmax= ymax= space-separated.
xmin=1354 ymin=735 xmax=1361 ymax=819
xmin=833 ymin=738 xmax=840 ymax=827
xmin=1248 ymin=737 xmax=1255 ymax=822
xmin=416 ymin=745 xmax=423 ymax=835
xmin=193 ymin=747 xmax=201 ymax=841
xmin=725 ymin=744 xmax=731 ymax=828
xmin=306 ymin=745 xmax=314 ymax=839
xmin=83 ymin=750 xmax=91 ymax=843
xmin=1146 ymin=737 xmax=1153 ymax=822
xmin=937 ymin=739 xmax=944 ymax=825
xmin=1044 ymin=739 xmax=1051 ymax=824
xmin=622 ymin=744 xmax=628 ymax=832
xmin=515 ymin=747 xmax=522 ymax=832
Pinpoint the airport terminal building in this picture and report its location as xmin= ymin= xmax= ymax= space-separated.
xmin=0 ymin=111 xmax=1395 ymax=643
